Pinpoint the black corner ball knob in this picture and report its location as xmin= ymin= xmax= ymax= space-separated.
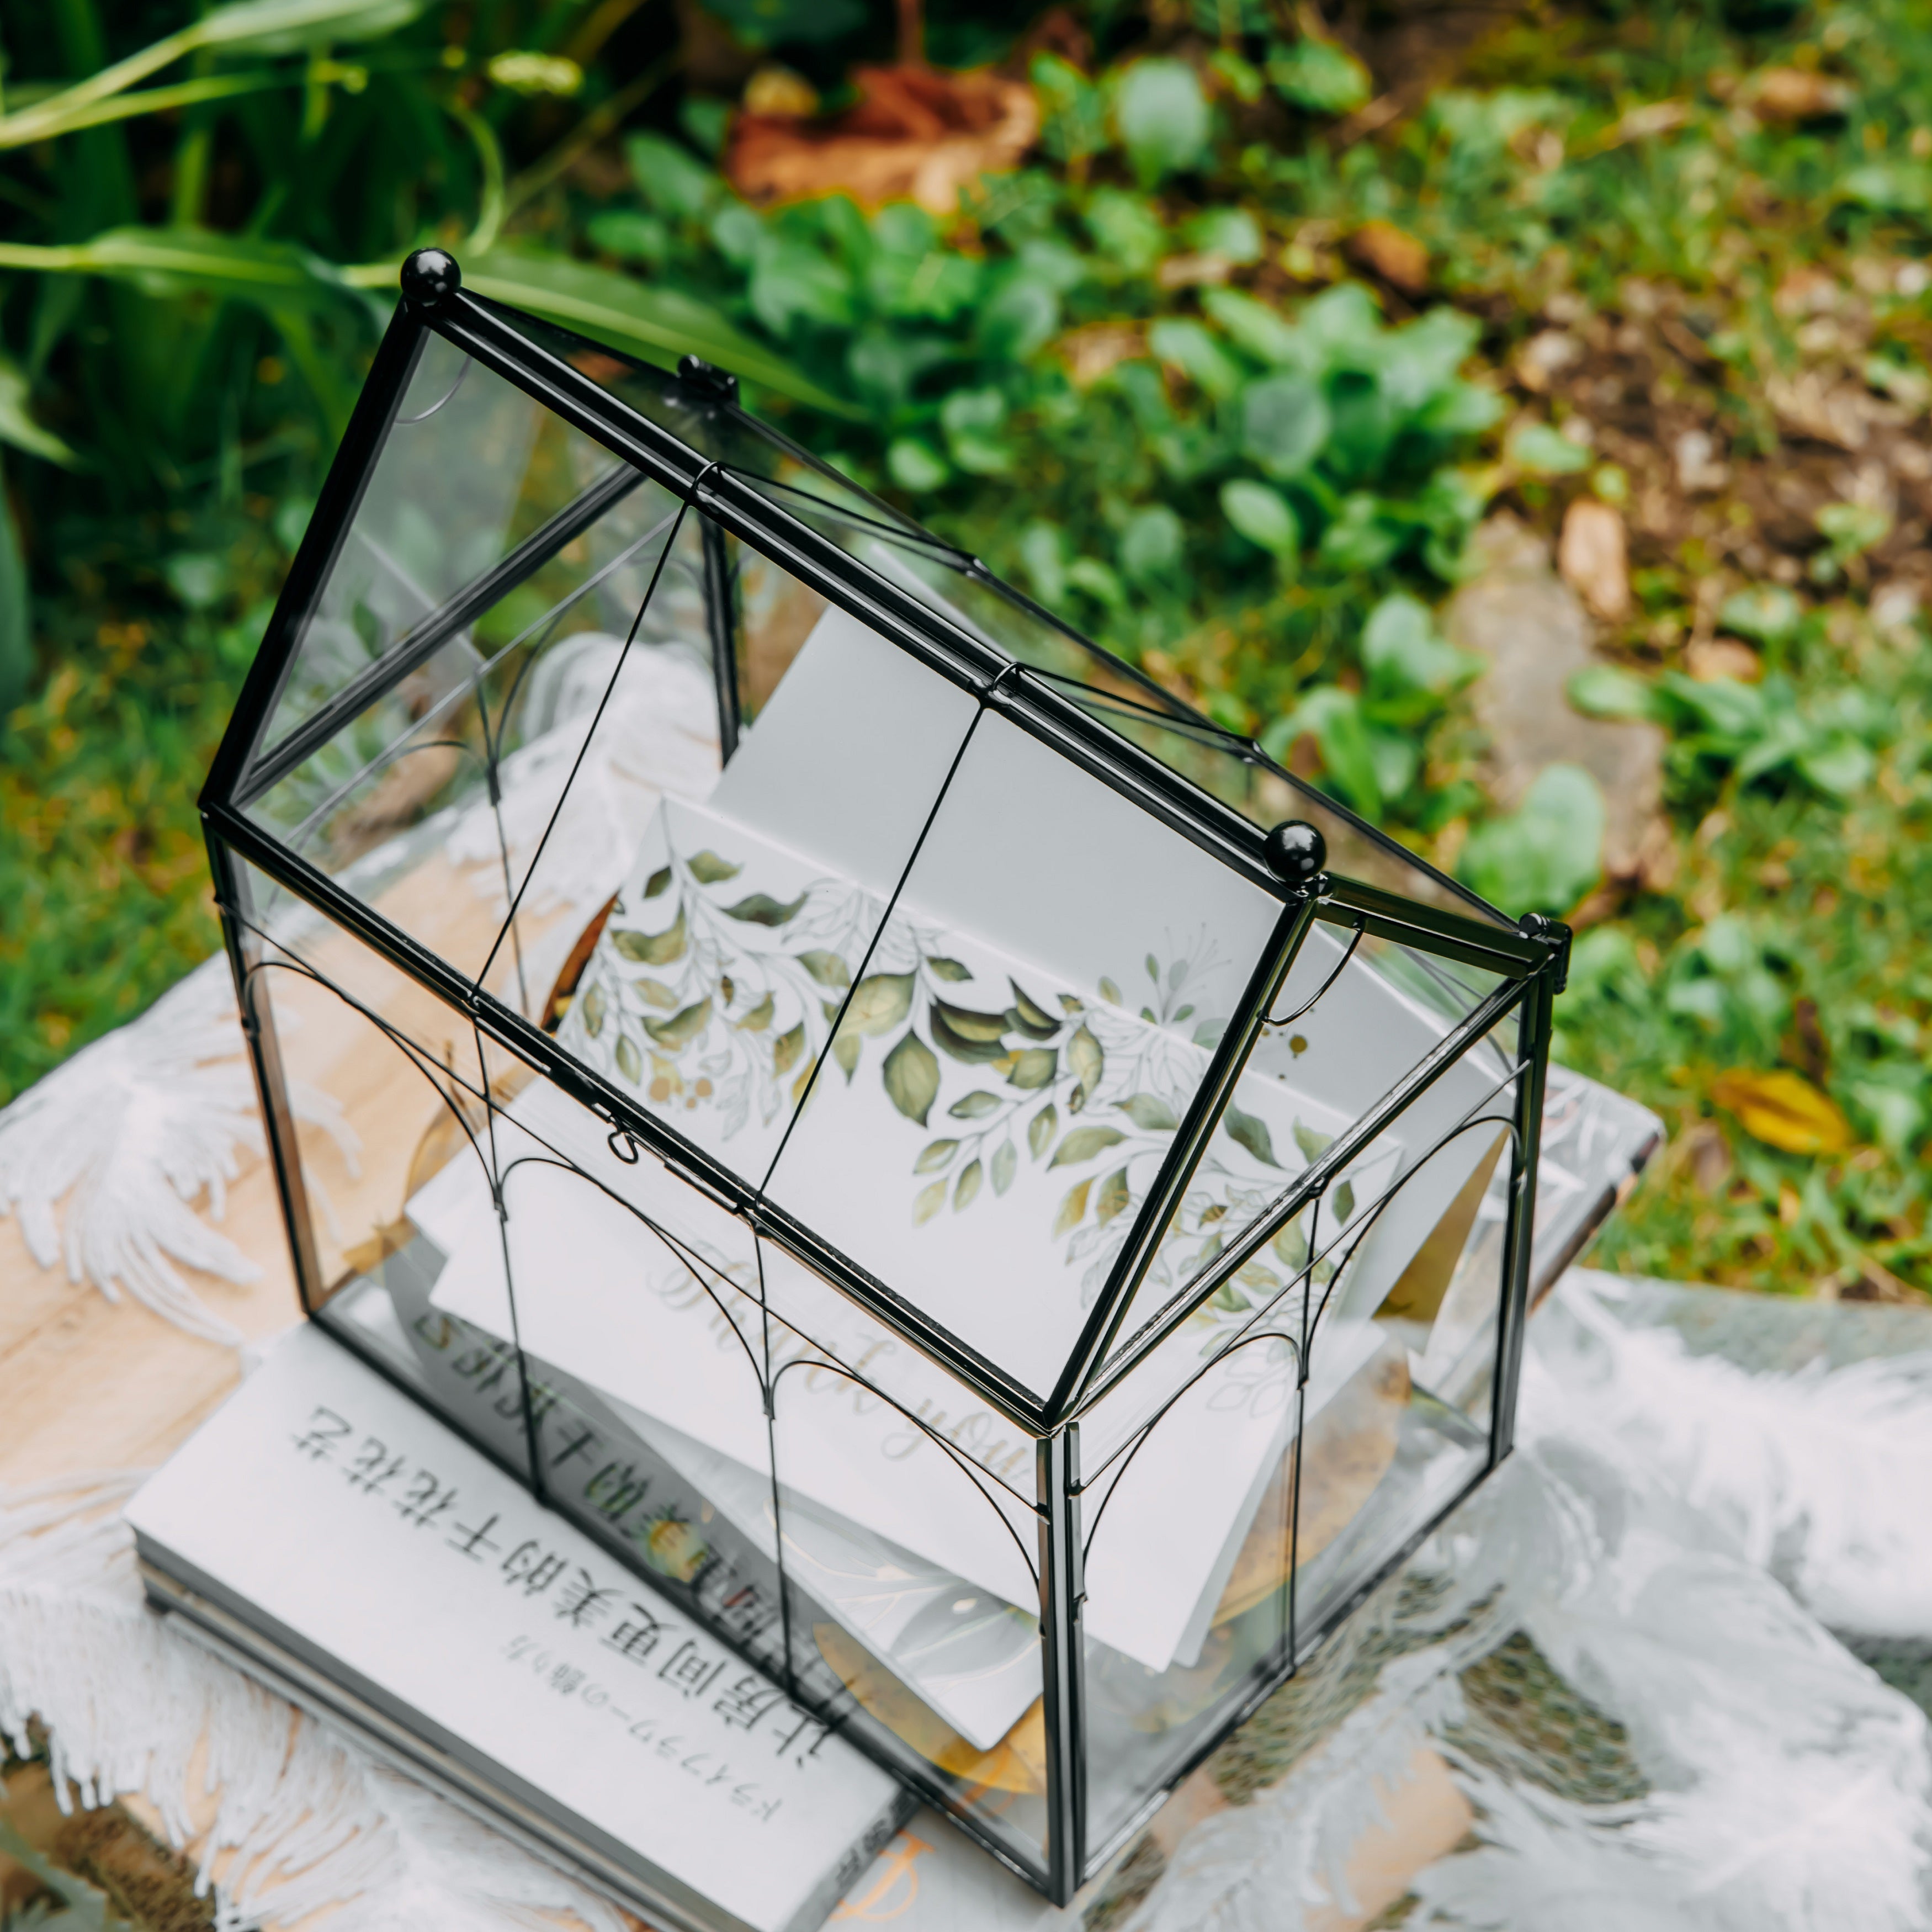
xmin=401 ymin=247 xmax=461 ymax=311
xmin=1263 ymin=820 xmax=1326 ymax=888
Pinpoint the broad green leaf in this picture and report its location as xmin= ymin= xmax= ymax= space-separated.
xmin=916 ymin=1139 xmax=960 ymax=1173
xmin=926 ymin=956 xmax=973 ymax=982
xmin=1223 ymin=1105 xmax=1280 ymax=1166
xmin=1459 ymin=762 xmax=1605 ymax=916
xmin=450 ymin=250 xmax=861 ymax=418
xmin=846 ymin=972 xmax=915 ymax=1037
xmin=1567 ymin=665 xmax=1656 ymax=721
xmin=1508 ymin=421 xmax=1592 ymax=476
xmin=1054 ymin=1177 xmax=1094 ymax=1236
xmin=1029 ymin=1105 xmax=1059 ymax=1161
xmin=1096 ymin=1166 xmax=1132 ymax=1226
xmin=612 ymin=909 xmax=686 ymax=965
xmin=772 ymin=1022 xmax=805 ymax=1075
xmin=580 ymin=981 xmax=607 ymax=1038
xmin=1361 ymin=592 xmax=1477 ymax=695
xmin=1273 ymin=1218 xmax=1309 ymax=1271
xmin=833 ymin=1029 xmax=862 ymax=1080
xmin=1202 ymin=288 xmax=1306 ymax=368
xmin=645 ymin=997 xmax=712 ymax=1050
xmin=636 ymin=978 xmax=678 ymax=1010
xmin=949 ymin=1091 xmax=1003 ymax=1119
xmin=1121 ymin=504 xmax=1185 ymax=582
xmin=733 ymin=991 xmax=774 ymax=1032
xmin=687 ymin=848 xmax=742 ymax=884
xmin=623 ymin=132 xmax=719 ymax=222
xmin=1007 ymin=1047 xmax=1059 ymax=1089
xmin=1006 ymin=980 xmax=1059 ymax=1039
xmin=933 ymin=1000 xmax=1009 ymax=1043
xmin=1114 ymin=59 xmax=1211 ymax=187
xmin=723 ymin=890 xmax=806 ymax=926
xmin=1240 ymin=373 xmax=1329 ymax=478
xmin=1068 ymin=1025 xmax=1103 ymax=1101
xmin=883 ymin=1031 xmax=941 ymax=1127
xmin=798 ymin=949 xmax=850 ymax=988
xmin=1149 ymin=319 xmax=1241 ymax=400
xmin=1796 ymin=736 xmax=1876 ymax=800
xmin=1294 ymin=1120 xmax=1334 ymax=1162
xmin=932 ymin=1006 xmax=1011 ymax=1064
xmin=1331 ymin=1179 xmax=1356 ymax=1224
xmin=1117 ymin=1093 xmax=1179 ymax=1132
xmin=914 ymin=1179 xmax=949 ymax=1225
xmin=1717 ymin=585 xmax=1802 ymax=647
xmin=991 ymin=1139 xmax=1017 ymax=1195
xmin=643 ymin=865 xmax=672 ymax=899
xmin=614 ymin=1034 xmax=643 ymax=1084
xmin=1220 ymin=478 xmax=1301 ymax=558
xmin=1267 ymin=38 xmax=1372 ymax=115
xmin=1049 ymin=1125 xmax=1127 ymax=1168
xmin=954 ymin=1159 xmax=983 ymax=1211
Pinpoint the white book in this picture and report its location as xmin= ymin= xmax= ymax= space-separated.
xmin=127 ymin=1323 xmax=910 ymax=1932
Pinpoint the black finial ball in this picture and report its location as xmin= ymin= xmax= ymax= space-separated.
xmin=1262 ymin=820 xmax=1326 ymax=887
xmin=401 ymin=247 xmax=461 ymax=311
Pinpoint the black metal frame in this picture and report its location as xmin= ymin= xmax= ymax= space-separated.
xmin=200 ymin=255 xmax=1566 ymax=1906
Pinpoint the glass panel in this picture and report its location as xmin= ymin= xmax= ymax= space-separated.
xmin=1292 ymin=1116 xmax=1515 ymax=1648
xmin=1095 ymin=922 xmax=1520 ymax=1389
xmin=762 ymin=708 xmax=1281 ymax=1399
xmin=245 ymin=468 xmax=719 ymax=1016
xmin=1079 ymin=1312 xmax=1302 ymax=1853
xmin=551 ymin=559 xmax=981 ymax=1197
xmin=766 ymin=1301 xmax=1048 ymax=1873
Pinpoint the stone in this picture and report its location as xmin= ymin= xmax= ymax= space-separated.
xmin=1445 ymin=515 xmax=1667 ymax=883
xmin=1558 ymin=498 xmax=1631 ymax=620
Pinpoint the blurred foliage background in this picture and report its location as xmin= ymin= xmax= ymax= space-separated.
xmin=2 ymin=0 xmax=1930 ymax=1302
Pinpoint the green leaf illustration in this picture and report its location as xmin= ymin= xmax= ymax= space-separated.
xmin=991 ymin=1138 xmax=1017 ymax=1196
xmin=798 ymin=949 xmax=851 ymax=988
xmin=926 ymin=955 xmax=972 ymax=981
xmin=1273 ymin=1218 xmax=1309 ymax=1271
xmin=1331 ymin=1179 xmax=1356 ymax=1224
xmin=734 ymin=991 xmax=775 ymax=1032
xmin=1293 ymin=1119 xmax=1334 ymax=1163
xmin=846 ymin=972 xmax=915 ymax=1036
xmin=638 ymin=977 xmax=678 ymax=1010
xmin=1007 ymin=979 xmax=1059 ymax=1038
xmin=687 ymin=848 xmax=742 ymax=884
xmin=1096 ymin=1166 xmax=1131 ymax=1225
xmin=1224 ymin=1105 xmax=1280 ymax=1166
xmin=883 ymin=1031 xmax=941 ymax=1126
xmin=954 ymin=1158 xmax=983 ymax=1211
xmin=933 ymin=999 xmax=1008 ymax=1043
xmin=773 ymin=1022 xmax=805 ymax=1075
xmin=1054 ymin=1177 xmax=1093 ymax=1236
xmin=1028 ymin=1103 xmax=1058 ymax=1160
xmin=645 ymin=997 xmax=712 ymax=1050
xmin=615 ymin=1034 xmax=643 ymax=1083
xmin=1118 ymin=1092 xmax=1179 ymax=1132
xmin=916 ymin=1138 xmax=960 ymax=1172
xmin=949 ymin=1090 xmax=1003 ymax=1119
xmin=612 ymin=907 xmax=686 ymax=965
xmin=931 ymin=1004 xmax=1011 ymax=1064
xmin=1007 ymin=1047 xmax=1058 ymax=1089
xmin=914 ymin=1179 xmax=948 ymax=1225
xmin=1146 ymin=953 xmax=1160 ymax=983
xmin=723 ymin=890 xmax=808 ymax=926
xmin=581 ymin=981 xmax=606 ymax=1037
xmin=833 ymin=1029 xmax=862 ymax=1080
xmin=1068 ymin=1025 xmax=1103 ymax=1107
xmin=643 ymin=864 xmax=672 ymax=899
xmin=1049 ymin=1125 xmax=1127 ymax=1168
xmin=1098 ymin=977 xmax=1122 ymax=1004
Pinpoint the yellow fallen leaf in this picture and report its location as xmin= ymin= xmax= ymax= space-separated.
xmin=1711 ymin=1069 xmax=1853 ymax=1156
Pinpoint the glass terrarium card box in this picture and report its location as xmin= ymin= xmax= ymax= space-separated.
xmin=201 ymin=249 xmax=1570 ymax=1903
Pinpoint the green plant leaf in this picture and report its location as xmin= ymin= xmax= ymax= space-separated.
xmin=1508 ymin=421 xmax=1592 ymax=476
xmin=933 ymin=999 xmax=1009 ymax=1043
xmin=1267 ymin=38 xmax=1372 ymax=115
xmin=1459 ymin=762 xmax=1606 ymax=916
xmin=1067 ymin=1024 xmax=1103 ymax=1103
xmin=1007 ymin=1047 xmax=1059 ymax=1089
xmin=914 ymin=1178 xmax=949 ymax=1225
xmin=1095 ymin=1165 xmax=1132 ymax=1225
xmin=931 ymin=1006 xmax=1012 ymax=1064
xmin=1717 ymin=585 xmax=1802 ymax=646
xmin=926 ymin=955 xmax=973 ymax=981
xmin=1117 ymin=1092 xmax=1179 ymax=1132
xmin=580 ymin=981 xmax=607 ymax=1038
xmin=1115 ymin=59 xmax=1212 ymax=186
xmin=1331 ymin=1179 xmax=1356 ymax=1224
xmin=615 ymin=1033 xmax=643 ymax=1083
xmin=642 ymin=865 xmax=672 ymax=899
xmin=1006 ymin=980 xmax=1060 ymax=1038
xmin=798 ymin=949 xmax=850 ymax=988
xmin=846 ymin=972 xmax=915 ymax=1037
xmin=883 ymin=1031 xmax=941 ymax=1126
xmin=1049 ymin=1124 xmax=1127 ymax=1167
xmin=722 ymin=889 xmax=807 ymax=925
xmin=949 ymin=1090 xmax=1004 ymax=1119
xmin=1223 ymin=1105 xmax=1280 ymax=1166
xmin=1220 ymin=477 xmax=1302 ymax=558
xmin=833 ymin=1029 xmax=862 ymax=1079
xmin=636 ymin=977 xmax=678 ymax=1010
xmin=1294 ymin=1120 xmax=1334 ymax=1162
xmin=0 ymin=356 xmax=77 ymax=466
xmin=733 ymin=991 xmax=774 ymax=1032
xmin=959 ymin=1131 xmax=1002 ymax=1205
xmin=954 ymin=1158 xmax=983 ymax=1211
xmin=1567 ymin=665 xmax=1656 ymax=721
xmin=916 ymin=1138 xmax=960 ymax=1172
xmin=773 ymin=1021 xmax=805 ymax=1075
xmin=1241 ymin=373 xmax=1329 ymax=478
xmin=1029 ymin=1104 xmax=1059 ymax=1160
xmin=645 ymin=997 xmax=712 ymax=1050
xmin=612 ymin=909 xmax=687 ymax=965
xmin=1054 ymin=1177 xmax=1094 ymax=1235
xmin=687 ymin=848 xmax=742 ymax=884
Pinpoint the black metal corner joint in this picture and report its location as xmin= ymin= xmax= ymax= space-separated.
xmin=677 ymin=353 xmax=740 ymax=404
xmin=400 ymin=246 xmax=461 ymax=312
xmin=1517 ymin=910 xmax=1573 ymax=994
xmin=1262 ymin=819 xmax=1327 ymax=896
